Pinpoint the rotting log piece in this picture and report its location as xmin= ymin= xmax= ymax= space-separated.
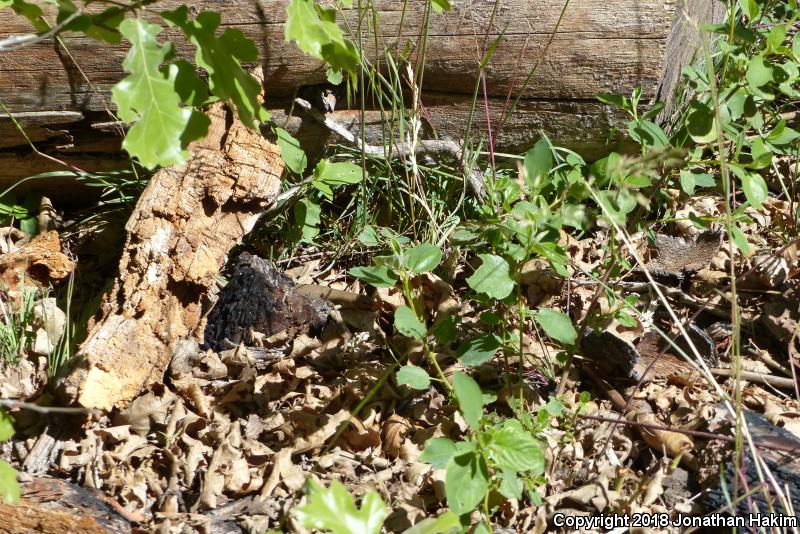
xmin=0 ymin=475 xmax=132 ymax=534
xmin=0 ymin=0 xmax=725 ymax=199
xmin=57 ymin=102 xmax=283 ymax=411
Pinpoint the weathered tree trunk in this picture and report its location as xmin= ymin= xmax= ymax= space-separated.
xmin=0 ymin=0 xmax=724 ymax=197
xmin=57 ymin=102 xmax=284 ymax=410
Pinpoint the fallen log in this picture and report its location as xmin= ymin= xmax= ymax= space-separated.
xmin=57 ymin=101 xmax=284 ymax=410
xmin=0 ymin=0 xmax=725 ymax=196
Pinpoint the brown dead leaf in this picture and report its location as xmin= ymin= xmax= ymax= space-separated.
xmin=382 ymin=414 xmax=411 ymax=459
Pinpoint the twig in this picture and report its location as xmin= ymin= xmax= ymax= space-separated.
xmin=579 ymin=414 xmax=800 ymax=455
xmin=710 ymin=368 xmax=798 ymax=391
xmin=0 ymin=10 xmax=83 ymax=53
xmin=0 ymin=398 xmax=101 ymax=417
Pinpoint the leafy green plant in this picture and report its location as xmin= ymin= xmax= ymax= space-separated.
xmin=419 ymin=372 xmax=546 ymax=519
xmin=294 ymin=479 xmax=459 ymax=534
xmin=0 ymin=190 xmax=41 ymax=235
xmin=0 ymin=410 xmax=19 ymax=504
xmin=0 ymin=288 xmax=37 ymax=364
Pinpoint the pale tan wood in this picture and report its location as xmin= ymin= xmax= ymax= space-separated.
xmin=0 ymin=0 xmax=721 ymax=187
xmin=57 ymin=102 xmax=284 ymax=410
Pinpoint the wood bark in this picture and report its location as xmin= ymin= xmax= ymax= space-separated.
xmin=57 ymin=102 xmax=284 ymax=410
xmin=0 ymin=0 xmax=724 ymax=193
xmin=0 ymin=476 xmax=131 ymax=534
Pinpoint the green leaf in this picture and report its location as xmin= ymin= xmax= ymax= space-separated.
xmin=397 ymin=365 xmax=431 ymax=390
xmin=686 ymin=101 xmax=717 ymax=144
xmin=628 ymin=119 xmax=668 ymax=148
xmin=766 ymin=25 xmax=787 ymax=52
xmin=5 ymin=0 xmax=47 ymax=31
xmin=445 ymin=451 xmax=489 ymax=516
xmin=746 ymin=56 xmax=775 ymax=98
xmin=430 ymin=0 xmax=452 ymax=12
xmin=327 ymin=67 xmax=344 ymax=85
xmin=314 ymin=160 xmax=363 ymax=186
xmin=431 ymin=315 xmax=459 ymax=345
xmin=55 ymin=1 xmax=124 ymax=43
xmin=524 ymin=138 xmax=552 ymax=189
xmin=596 ymin=93 xmax=629 ymax=111
xmin=497 ymin=469 xmax=523 ymax=500
xmin=737 ymin=0 xmax=759 ymax=20
xmin=285 ymin=0 xmax=360 ymax=75
xmin=748 ymin=138 xmax=772 ymax=169
xmin=348 ymin=265 xmax=397 ymax=288
xmin=794 ymin=32 xmax=800 ymax=58
xmin=357 ymin=225 xmax=380 ymax=247
xmin=294 ymin=198 xmax=321 ymax=243
xmin=485 ymin=419 xmax=545 ymax=474
xmin=19 ymin=216 xmax=36 ymax=235
xmin=161 ymin=7 xmax=270 ymax=128
xmin=741 ymin=172 xmax=768 ymax=210
xmin=679 ymin=170 xmax=715 ymax=194
xmin=466 ymin=254 xmax=514 ymax=300
xmin=171 ymin=59 xmax=211 ymax=107
xmin=535 ymin=309 xmax=577 ymax=346
xmin=401 ymin=511 xmax=460 ymax=534
xmin=730 ymin=225 xmax=751 ymax=255
xmin=420 ymin=437 xmax=457 ymax=469
xmin=403 ymin=243 xmax=442 ymax=273
xmin=641 ymin=101 xmax=665 ymax=121
xmin=0 ymin=411 xmax=13 ymax=442
xmin=112 ymin=18 xmax=195 ymax=169
xmin=544 ymin=397 xmax=565 ymax=416
xmin=452 ymin=372 xmax=484 ymax=431
xmin=395 ymin=306 xmax=426 ymax=340
xmin=0 ymin=460 xmax=19 ymax=504
xmin=275 ymin=127 xmax=308 ymax=174
xmin=766 ymin=120 xmax=800 ymax=146
xmin=294 ymin=480 xmax=386 ymax=534
xmin=456 ymin=334 xmax=502 ymax=367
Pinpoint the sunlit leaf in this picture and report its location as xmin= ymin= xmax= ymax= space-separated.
xmin=452 ymin=372 xmax=484 ymax=430
xmin=0 ymin=460 xmax=19 ymax=504
xmin=397 ymin=365 xmax=430 ymax=390
xmin=275 ymin=127 xmax=308 ymax=174
xmin=466 ymin=254 xmax=514 ymax=300
xmin=112 ymin=18 xmax=197 ymax=169
xmin=162 ymin=6 xmax=270 ymax=128
xmin=294 ymin=479 xmax=385 ymax=534
xmin=535 ymin=309 xmax=577 ymax=346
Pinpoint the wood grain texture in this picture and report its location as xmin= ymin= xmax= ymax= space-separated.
xmin=0 ymin=0 xmax=720 ymax=186
xmin=1 ymin=0 xmax=678 ymax=108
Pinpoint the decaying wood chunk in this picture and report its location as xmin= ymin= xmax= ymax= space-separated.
xmin=0 ymin=230 xmax=75 ymax=296
xmin=0 ymin=476 xmax=131 ymax=534
xmin=57 ymin=102 xmax=283 ymax=411
xmin=204 ymin=253 xmax=330 ymax=352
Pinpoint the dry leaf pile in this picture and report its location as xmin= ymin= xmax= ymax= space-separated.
xmin=1 ymin=189 xmax=799 ymax=533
